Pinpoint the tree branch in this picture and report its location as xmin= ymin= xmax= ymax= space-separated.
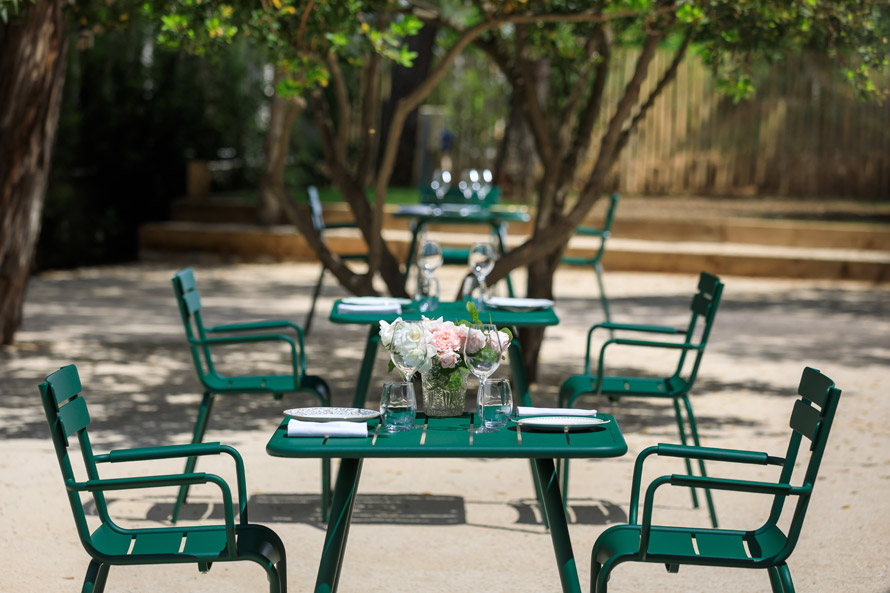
xmin=326 ymin=52 xmax=350 ymax=166
xmin=558 ymin=25 xmax=611 ymax=189
xmin=572 ymin=29 xmax=664 ymax=219
xmin=615 ymin=29 xmax=692 ymax=155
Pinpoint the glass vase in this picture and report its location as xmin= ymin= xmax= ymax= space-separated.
xmin=421 ymin=363 xmax=468 ymax=417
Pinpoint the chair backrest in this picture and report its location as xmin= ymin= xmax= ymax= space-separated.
xmin=39 ymin=365 xmax=112 ymax=554
xmin=769 ymin=366 xmax=842 ymax=561
xmin=667 ymin=272 xmax=724 ymax=392
xmin=307 ymin=186 xmax=325 ymax=232
xmin=172 ymin=267 xmax=217 ymax=381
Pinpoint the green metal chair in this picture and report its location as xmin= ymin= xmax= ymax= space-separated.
xmin=561 ymin=192 xmax=620 ymax=325
xmin=304 ymin=185 xmax=368 ymax=335
xmin=590 ymin=366 xmax=841 ymax=593
xmin=39 ymin=364 xmax=287 ymax=593
xmin=172 ymin=266 xmax=331 ymax=522
xmin=558 ymin=272 xmax=724 ymax=526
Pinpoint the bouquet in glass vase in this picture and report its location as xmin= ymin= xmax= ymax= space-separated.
xmin=379 ymin=303 xmax=512 ymax=416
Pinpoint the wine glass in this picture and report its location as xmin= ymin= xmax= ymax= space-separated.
xmin=467 ymin=241 xmax=496 ymax=303
xmin=417 ymin=239 xmax=444 ymax=279
xmin=387 ymin=320 xmax=428 ymax=381
xmin=463 ymin=323 xmax=505 ymax=433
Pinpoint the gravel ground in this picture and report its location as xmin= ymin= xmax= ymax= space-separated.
xmin=1 ymin=261 xmax=888 ymax=593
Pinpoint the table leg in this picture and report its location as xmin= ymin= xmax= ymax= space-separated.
xmin=315 ymin=458 xmax=364 ymax=593
xmin=493 ymin=222 xmax=515 ymax=297
xmin=534 ymin=458 xmax=582 ymax=593
xmin=351 ymin=325 xmax=381 ymax=409
xmin=402 ymin=221 xmax=423 ymax=291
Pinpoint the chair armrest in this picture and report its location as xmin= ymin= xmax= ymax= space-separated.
xmin=637 ymin=474 xmax=807 ymax=560
xmin=207 ymin=319 xmax=305 ymax=340
xmin=655 ymin=443 xmax=785 ymax=466
xmin=627 ymin=445 xmax=785 ymax=523
xmin=94 ymin=443 xmax=249 ymax=523
xmin=582 ymin=323 xmax=684 ymax=373
xmin=574 ymin=226 xmax=606 ymax=237
xmin=593 ymin=322 xmax=685 ymax=335
xmin=191 ymin=333 xmax=304 ymax=380
xmin=590 ymin=338 xmax=700 ymax=387
xmin=68 ymin=473 xmax=239 ymax=555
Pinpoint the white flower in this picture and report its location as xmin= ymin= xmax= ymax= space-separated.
xmin=379 ymin=319 xmax=396 ymax=349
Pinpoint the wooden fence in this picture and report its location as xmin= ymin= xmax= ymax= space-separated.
xmin=597 ymin=50 xmax=890 ymax=198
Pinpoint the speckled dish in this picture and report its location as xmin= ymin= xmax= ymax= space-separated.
xmin=284 ymin=407 xmax=380 ymax=422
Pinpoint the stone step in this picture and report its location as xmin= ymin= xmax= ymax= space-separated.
xmin=139 ymin=221 xmax=890 ymax=282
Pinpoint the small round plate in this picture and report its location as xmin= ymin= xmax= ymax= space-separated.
xmin=284 ymin=407 xmax=380 ymax=422
xmin=510 ymin=416 xmax=609 ymax=431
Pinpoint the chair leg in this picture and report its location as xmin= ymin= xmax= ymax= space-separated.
xmin=81 ymin=560 xmax=109 ymax=593
xmin=777 ymin=564 xmax=795 ymax=593
xmin=682 ymin=395 xmax=718 ymax=527
xmin=305 ymin=266 xmax=326 ymax=335
xmin=594 ymin=262 xmax=612 ymax=331
xmin=671 ymin=398 xmax=701 ymax=510
xmin=559 ymin=457 xmax=570 ymax=508
xmin=768 ymin=567 xmax=784 ymax=593
xmin=172 ymin=391 xmax=216 ymax=523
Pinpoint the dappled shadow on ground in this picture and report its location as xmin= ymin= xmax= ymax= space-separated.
xmin=2 ymin=264 xmax=887 ymax=450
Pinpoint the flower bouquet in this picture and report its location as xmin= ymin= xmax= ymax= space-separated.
xmin=379 ymin=303 xmax=512 ymax=416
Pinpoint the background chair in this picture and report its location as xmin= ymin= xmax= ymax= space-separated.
xmin=558 ymin=271 xmax=724 ymax=525
xmin=39 ymin=364 xmax=287 ymax=593
xmin=590 ymin=367 xmax=842 ymax=593
xmin=561 ymin=192 xmax=620 ymax=325
xmin=304 ymin=185 xmax=368 ymax=335
xmin=172 ymin=266 xmax=331 ymax=522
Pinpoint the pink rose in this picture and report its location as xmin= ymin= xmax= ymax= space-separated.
xmin=492 ymin=330 xmax=511 ymax=353
xmin=465 ymin=328 xmax=486 ymax=353
xmin=438 ymin=349 xmax=460 ymax=368
xmin=430 ymin=323 xmax=463 ymax=352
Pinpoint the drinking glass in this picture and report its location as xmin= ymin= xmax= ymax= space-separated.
xmin=463 ymin=323 xmax=505 ymax=433
xmin=417 ymin=239 xmax=444 ymax=279
xmin=479 ymin=378 xmax=513 ymax=430
xmin=417 ymin=276 xmax=439 ymax=313
xmin=387 ymin=320 xmax=428 ymax=381
xmin=467 ymin=241 xmax=496 ymax=303
xmin=380 ymin=381 xmax=417 ymax=432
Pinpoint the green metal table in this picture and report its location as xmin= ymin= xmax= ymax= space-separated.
xmin=393 ymin=204 xmax=530 ymax=293
xmin=267 ymin=413 xmax=627 ymax=593
xmin=329 ymin=299 xmax=558 ymax=410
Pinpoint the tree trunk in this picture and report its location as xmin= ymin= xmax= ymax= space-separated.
xmin=0 ymin=0 xmax=69 ymax=345
xmin=519 ymin=226 xmax=563 ymax=383
xmin=379 ymin=24 xmax=438 ymax=187
xmin=258 ymin=69 xmax=304 ymax=225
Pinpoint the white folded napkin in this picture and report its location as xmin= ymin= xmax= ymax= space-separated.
xmin=286 ymin=419 xmax=368 ymax=438
xmin=337 ymin=303 xmax=402 ymax=315
xmin=485 ymin=296 xmax=555 ymax=309
xmin=515 ymin=406 xmax=597 ymax=417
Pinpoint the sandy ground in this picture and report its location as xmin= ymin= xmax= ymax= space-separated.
xmin=1 ymin=261 xmax=888 ymax=593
